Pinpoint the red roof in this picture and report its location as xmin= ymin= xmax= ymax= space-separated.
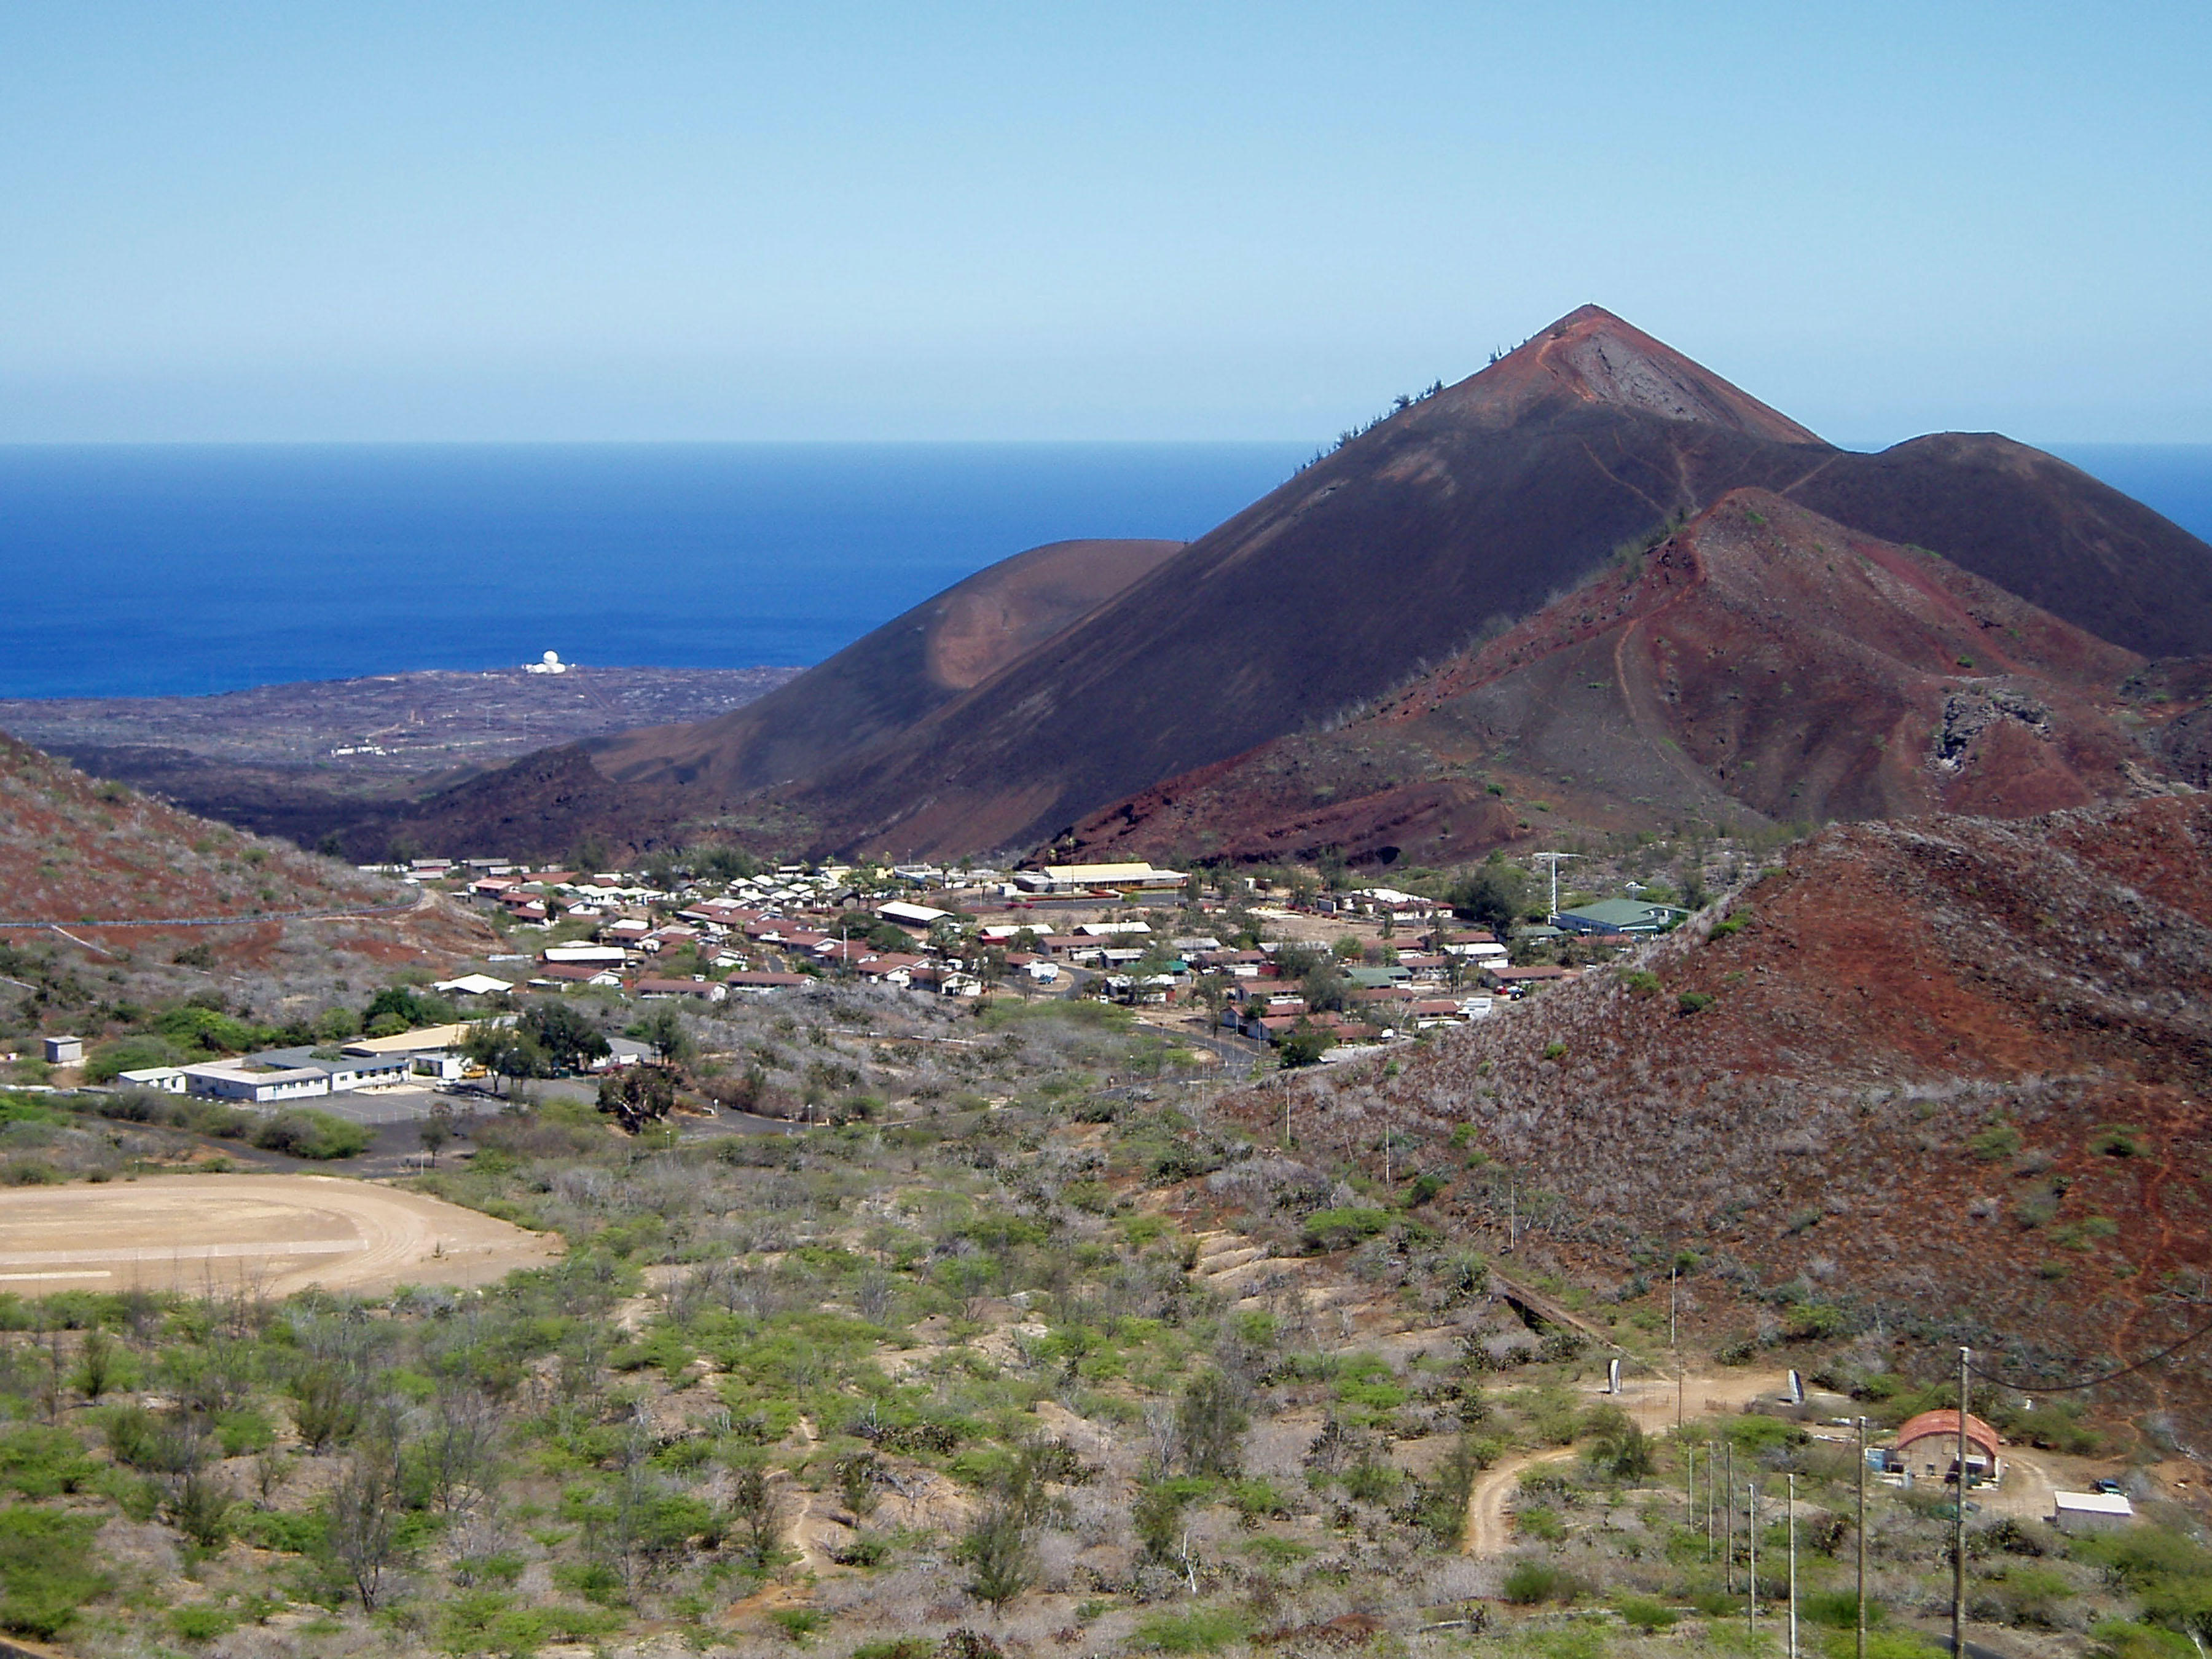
xmin=1894 ymin=1411 xmax=2001 ymax=1459
xmin=633 ymin=976 xmax=720 ymax=997
xmin=856 ymin=954 xmax=925 ymax=975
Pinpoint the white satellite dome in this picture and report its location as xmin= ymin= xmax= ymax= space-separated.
xmin=525 ymin=649 xmax=571 ymax=675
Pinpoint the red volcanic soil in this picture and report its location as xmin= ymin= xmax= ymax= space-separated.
xmin=0 ymin=732 xmax=402 ymax=925
xmin=1223 ymin=792 xmax=2212 ymax=1430
xmin=595 ymin=538 xmax=1186 ymax=798
xmin=1061 ymin=490 xmax=2154 ymax=867
xmin=329 ymin=305 xmax=2212 ymax=863
xmin=0 ymin=731 xmax=491 ymax=967
xmin=1441 ymin=303 xmax=1822 ymax=443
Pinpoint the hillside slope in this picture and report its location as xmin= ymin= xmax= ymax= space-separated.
xmin=1059 ymin=490 xmax=2155 ymax=866
xmin=594 ymin=537 xmax=1185 ymax=796
xmin=0 ymin=731 xmax=404 ymax=925
xmin=1230 ymin=793 xmax=2212 ymax=1425
xmin=356 ymin=305 xmax=2212 ymax=862
xmin=747 ymin=308 xmax=2212 ymax=857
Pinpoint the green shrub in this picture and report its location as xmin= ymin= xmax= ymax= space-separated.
xmin=1805 ymin=1588 xmax=1884 ymax=1628
xmin=1968 ymin=1121 xmax=2024 ymax=1161
xmin=1517 ymin=1505 xmax=1566 ymax=1542
xmin=1724 ymin=1414 xmax=1808 ymax=1454
xmin=1622 ymin=971 xmax=1661 ymax=996
xmin=1677 ymin=990 xmax=1715 ymax=1014
xmin=1502 ymin=1558 xmax=1580 ymax=1604
xmin=852 ymin=1642 xmax=934 ymax=1659
xmin=1616 ymin=1593 xmax=1679 ymax=1631
xmin=0 ymin=1507 xmax=106 ymax=1637
xmin=1132 ymin=1607 xmax=1254 ymax=1653
xmin=169 ymin=1602 xmax=239 ymax=1642
xmin=2092 ymin=1621 xmax=2199 ymax=1659
xmin=771 ymin=1606 xmax=828 ymax=1642
xmin=0 ymin=1426 xmax=93 ymax=1498
xmin=251 ymin=1108 xmax=371 ymax=1159
xmin=2088 ymin=1124 xmax=2147 ymax=1158
xmin=1300 ymin=1207 xmax=1392 ymax=1252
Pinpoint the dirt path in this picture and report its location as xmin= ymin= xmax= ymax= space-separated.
xmin=1462 ymin=1366 xmax=1791 ymax=1555
xmin=0 ymin=1173 xmax=559 ymax=1296
xmin=1464 ymin=1446 xmax=1577 ymax=1555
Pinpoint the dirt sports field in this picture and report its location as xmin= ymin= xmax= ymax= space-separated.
xmin=0 ymin=1174 xmax=559 ymax=1298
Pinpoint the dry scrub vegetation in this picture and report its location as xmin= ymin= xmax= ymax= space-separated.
xmin=0 ymin=981 xmax=2201 ymax=1659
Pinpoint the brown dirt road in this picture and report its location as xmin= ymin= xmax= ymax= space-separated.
xmin=1463 ymin=1365 xmax=1793 ymax=1555
xmin=0 ymin=1174 xmax=559 ymax=1298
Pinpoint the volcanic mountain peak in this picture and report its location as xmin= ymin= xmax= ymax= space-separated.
xmin=1440 ymin=304 xmax=1825 ymax=447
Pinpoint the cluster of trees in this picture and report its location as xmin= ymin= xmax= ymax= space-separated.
xmin=460 ymin=1002 xmax=610 ymax=1089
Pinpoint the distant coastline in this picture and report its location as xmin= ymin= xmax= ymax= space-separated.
xmin=0 ymin=441 xmax=1309 ymax=700
xmin=0 ymin=440 xmax=2203 ymax=704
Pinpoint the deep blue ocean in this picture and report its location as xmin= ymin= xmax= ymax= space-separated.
xmin=0 ymin=443 xmax=1309 ymax=699
xmin=0 ymin=441 xmax=2206 ymax=700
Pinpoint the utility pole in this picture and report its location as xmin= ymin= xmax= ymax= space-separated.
xmin=1532 ymin=852 xmax=1580 ymax=922
xmin=1788 ymin=1472 xmax=1799 ymax=1659
xmin=1857 ymin=1416 xmax=1869 ymax=1659
xmin=1507 ymin=1175 xmax=1518 ymax=1253
xmin=1724 ymin=1440 xmax=1735 ymax=1591
xmin=1685 ymin=1444 xmax=1695 ymax=1544
xmin=1748 ymin=1481 xmax=1759 ymax=1634
xmin=1953 ymin=1347 xmax=1970 ymax=1659
xmin=1670 ymin=1263 xmax=1679 ymax=1347
xmin=1707 ymin=1441 xmax=1717 ymax=1561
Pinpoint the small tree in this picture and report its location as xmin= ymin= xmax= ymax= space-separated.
xmin=598 ymin=1063 xmax=680 ymax=1132
xmin=417 ymin=1105 xmax=454 ymax=1167
xmin=1583 ymin=1406 xmax=1654 ymax=1482
xmin=1174 ymin=1370 xmax=1249 ymax=1478
xmin=1279 ymin=1019 xmax=1335 ymax=1069
xmin=518 ymin=1000 xmax=611 ymax=1073
xmin=961 ymin=1504 xmax=1034 ymax=1618
xmin=328 ymin=1447 xmax=401 ymax=1609
xmin=631 ymin=1005 xmax=693 ymax=1065
xmin=728 ymin=1459 xmax=785 ymax=1568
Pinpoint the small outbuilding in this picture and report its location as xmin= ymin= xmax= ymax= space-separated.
xmin=2051 ymin=1490 xmax=2134 ymax=1534
xmin=1893 ymin=1410 xmax=2003 ymax=1486
xmin=116 ymin=1066 xmax=187 ymax=1093
xmin=41 ymin=1035 xmax=84 ymax=1065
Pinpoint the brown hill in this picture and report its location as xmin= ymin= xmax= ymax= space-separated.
xmin=743 ymin=308 xmax=2212 ymax=858
xmin=0 ymin=730 xmax=496 ymax=983
xmin=594 ymin=537 xmax=1185 ymax=796
xmin=1224 ymin=791 xmax=2212 ymax=1428
xmin=1059 ymin=490 xmax=2155 ymax=866
xmin=369 ymin=305 xmax=2212 ymax=861
xmin=0 ymin=731 xmax=407 ymax=927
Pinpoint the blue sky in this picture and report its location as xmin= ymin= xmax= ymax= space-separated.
xmin=2 ymin=2 xmax=2206 ymax=444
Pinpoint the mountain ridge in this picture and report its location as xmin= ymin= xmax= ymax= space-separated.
xmin=1054 ymin=488 xmax=2157 ymax=867
xmin=307 ymin=305 xmax=2212 ymax=863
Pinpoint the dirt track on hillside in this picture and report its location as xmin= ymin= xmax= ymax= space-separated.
xmin=0 ymin=1174 xmax=559 ymax=1298
xmin=1463 ymin=1366 xmax=1790 ymax=1555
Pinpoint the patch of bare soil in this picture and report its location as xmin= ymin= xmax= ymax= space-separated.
xmin=0 ymin=1172 xmax=559 ymax=1296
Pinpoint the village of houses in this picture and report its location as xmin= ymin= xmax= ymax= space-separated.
xmin=37 ymin=856 xmax=1693 ymax=1112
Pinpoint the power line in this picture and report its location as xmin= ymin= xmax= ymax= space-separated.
xmin=1965 ymin=1308 xmax=2212 ymax=1394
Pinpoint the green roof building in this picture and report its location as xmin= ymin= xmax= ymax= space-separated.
xmin=1555 ymin=898 xmax=1689 ymax=936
